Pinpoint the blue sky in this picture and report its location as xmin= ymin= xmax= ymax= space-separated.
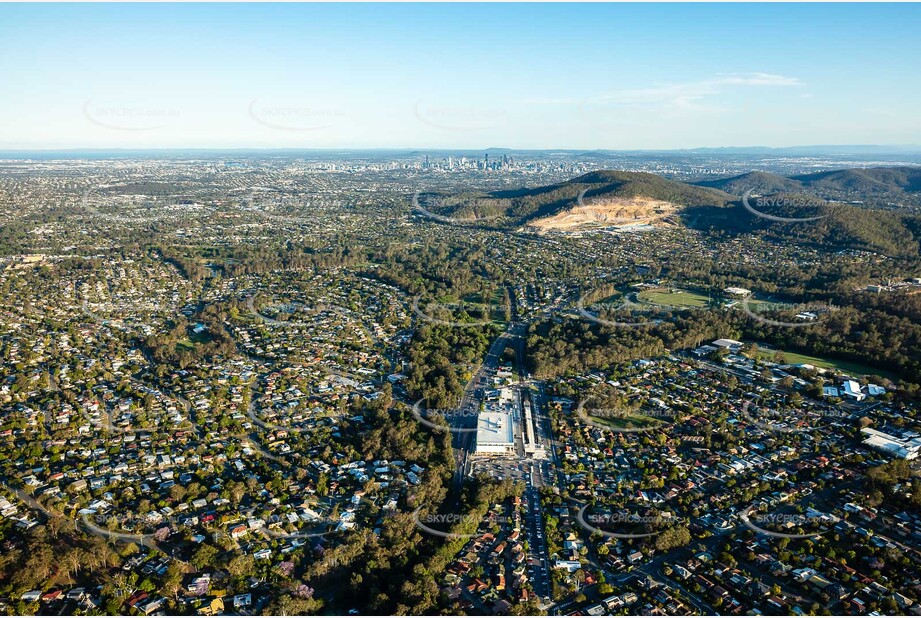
xmin=1 ymin=3 xmax=919 ymax=150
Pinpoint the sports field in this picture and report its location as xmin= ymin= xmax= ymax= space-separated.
xmin=589 ymin=410 xmax=665 ymax=430
xmin=637 ymin=288 xmax=711 ymax=308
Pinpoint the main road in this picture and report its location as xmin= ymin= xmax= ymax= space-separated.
xmin=451 ymin=320 xmax=527 ymax=490
xmin=436 ymin=286 xmax=560 ymax=609
xmin=448 ymin=285 xmax=525 ymax=490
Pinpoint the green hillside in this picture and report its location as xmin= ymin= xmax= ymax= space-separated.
xmin=689 ymin=191 xmax=921 ymax=258
xmin=696 ymin=171 xmax=804 ymax=195
xmin=696 ymin=166 xmax=921 ymax=207
xmin=418 ymin=167 xmax=921 ymax=259
xmin=792 ymin=166 xmax=921 ymax=195
xmin=419 ymin=170 xmax=732 ymax=225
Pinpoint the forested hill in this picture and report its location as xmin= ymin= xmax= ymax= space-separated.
xmin=695 ymin=171 xmax=804 ymax=195
xmin=417 ymin=167 xmax=921 ymax=258
xmin=695 ymin=166 xmax=921 ymax=206
xmin=416 ymin=170 xmax=732 ymax=225
xmin=793 ymin=166 xmax=921 ymax=195
xmin=687 ymin=192 xmax=921 ymax=259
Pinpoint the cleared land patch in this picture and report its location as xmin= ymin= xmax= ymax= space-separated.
xmin=530 ymin=196 xmax=678 ymax=231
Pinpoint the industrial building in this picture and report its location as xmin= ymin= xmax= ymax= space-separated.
xmin=861 ymin=428 xmax=921 ymax=460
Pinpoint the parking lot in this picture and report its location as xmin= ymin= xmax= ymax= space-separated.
xmin=469 ymin=458 xmax=530 ymax=482
xmin=523 ymin=482 xmax=552 ymax=603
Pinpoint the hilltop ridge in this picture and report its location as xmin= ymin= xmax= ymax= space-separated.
xmin=696 ymin=166 xmax=921 ymax=204
xmin=417 ymin=170 xmax=732 ymax=229
xmin=417 ymin=166 xmax=921 ymax=258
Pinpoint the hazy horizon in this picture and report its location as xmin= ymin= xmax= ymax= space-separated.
xmin=2 ymin=144 xmax=921 ymax=155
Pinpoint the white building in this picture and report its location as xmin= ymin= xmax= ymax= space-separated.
xmin=712 ymin=338 xmax=744 ymax=352
xmin=861 ymin=428 xmax=921 ymax=460
xmin=842 ymin=380 xmax=866 ymax=401
xmin=867 ymin=384 xmax=886 ymax=396
xmin=724 ymin=287 xmax=752 ymax=297
xmin=554 ymin=560 xmax=582 ymax=573
xmin=474 ymin=412 xmax=515 ymax=456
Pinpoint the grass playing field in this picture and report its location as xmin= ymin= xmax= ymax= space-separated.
xmin=588 ymin=409 xmax=667 ymax=430
xmin=637 ymin=288 xmax=711 ymax=308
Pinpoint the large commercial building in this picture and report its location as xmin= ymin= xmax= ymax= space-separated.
xmin=712 ymin=338 xmax=744 ymax=351
xmin=861 ymin=428 xmax=921 ymax=460
xmin=475 ymin=412 xmax=516 ymax=456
